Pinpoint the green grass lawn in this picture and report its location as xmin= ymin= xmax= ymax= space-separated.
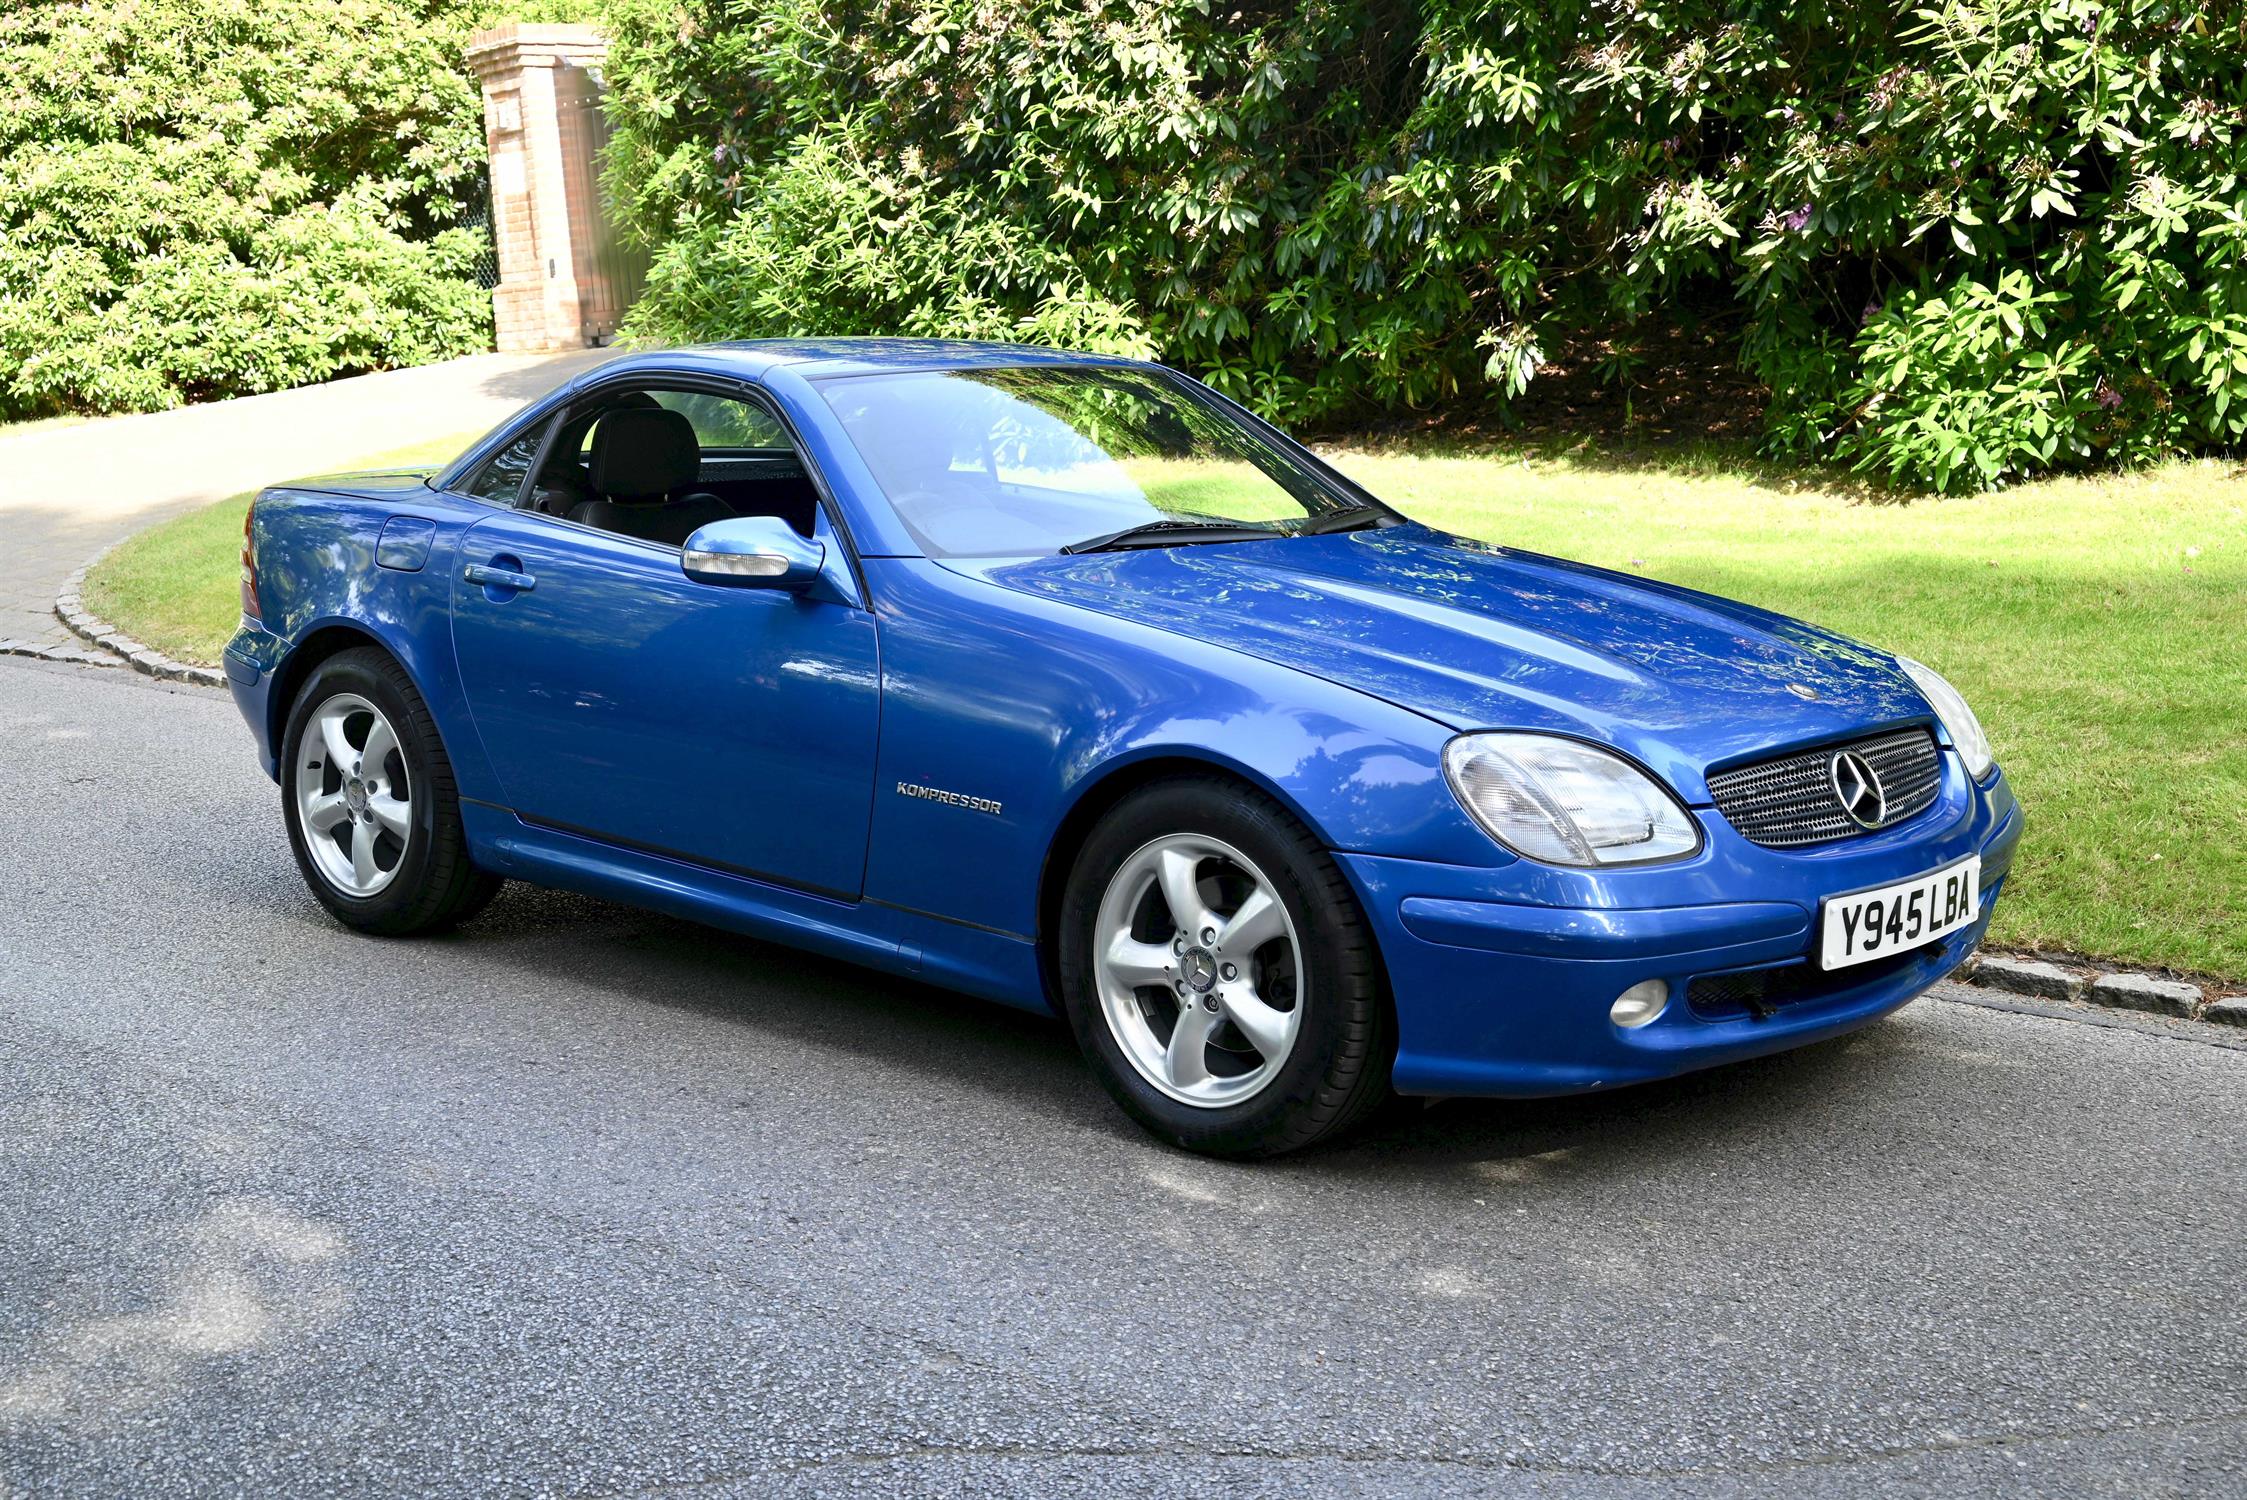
xmin=84 ymin=434 xmax=2247 ymax=977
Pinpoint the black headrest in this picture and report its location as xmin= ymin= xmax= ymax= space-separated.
xmin=588 ymin=407 xmax=698 ymax=500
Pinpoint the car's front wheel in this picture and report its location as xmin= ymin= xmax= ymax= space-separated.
xmin=280 ymin=647 xmax=500 ymax=935
xmin=1057 ymin=777 xmax=1392 ymax=1157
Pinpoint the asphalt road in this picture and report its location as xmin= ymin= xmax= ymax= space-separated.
xmin=3 ymin=655 xmax=2243 ymax=1498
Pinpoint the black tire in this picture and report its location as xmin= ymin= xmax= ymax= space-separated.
xmin=1056 ymin=776 xmax=1393 ymax=1157
xmin=279 ymin=647 xmax=501 ymax=935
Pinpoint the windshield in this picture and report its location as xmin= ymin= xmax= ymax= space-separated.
xmin=816 ymin=364 xmax=1374 ymax=557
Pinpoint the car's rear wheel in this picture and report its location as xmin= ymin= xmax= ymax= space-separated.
xmin=1057 ymin=777 xmax=1392 ymax=1157
xmin=280 ymin=647 xmax=500 ymax=935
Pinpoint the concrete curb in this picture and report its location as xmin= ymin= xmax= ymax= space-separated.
xmin=52 ymin=544 xmax=227 ymax=689
xmin=1957 ymin=949 xmax=2237 ymax=1023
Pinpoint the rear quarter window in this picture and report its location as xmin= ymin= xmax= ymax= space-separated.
xmin=463 ymin=430 xmax=542 ymax=504
xmin=652 ymin=390 xmax=789 ymax=450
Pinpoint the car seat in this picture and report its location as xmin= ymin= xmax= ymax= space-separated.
xmin=568 ymin=407 xmax=736 ymax=546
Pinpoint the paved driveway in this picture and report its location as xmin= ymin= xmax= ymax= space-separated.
xmin=2 ymin=656 xmax=2242 ymax=1497
xmin=0 ymin=349 xmax=616 ymax=650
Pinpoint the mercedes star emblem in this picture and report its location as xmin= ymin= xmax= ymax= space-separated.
xmin=1828 ymin=749 xmax=1887 ymax=830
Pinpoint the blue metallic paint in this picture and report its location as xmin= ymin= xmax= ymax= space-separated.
xmin=231 ymin=339 xmax=2023 ymax=1099
xmin=374 ymin=516 xmax=436 ymax=572
xmin=950 ymin=524 xmax=1936 ymax=803
xmin=449 ymin=505 xmax=879 ymax=897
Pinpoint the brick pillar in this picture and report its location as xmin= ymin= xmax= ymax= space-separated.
xmin=466 ymin=24 xmax=613 ymax=352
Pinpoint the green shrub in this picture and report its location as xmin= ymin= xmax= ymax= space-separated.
xmin=602 ymin=0 xmax=2247 ymax=491
xmin=0 ymin=0 xmax=498 ymax=418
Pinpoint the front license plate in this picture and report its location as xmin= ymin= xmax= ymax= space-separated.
xmin=1818 ymin=857 xmax=1982 ymax=970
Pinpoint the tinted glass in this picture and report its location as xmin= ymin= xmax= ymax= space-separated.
xmin=652 ymin=390 xmax=789 ymax=449
xmin=818 ymin=365 xmax=1359 ymax=557
xmin=569 ymin=390 xmax=789 ymax=459
xmin=463 ymin=428 xmax=542 ymax=504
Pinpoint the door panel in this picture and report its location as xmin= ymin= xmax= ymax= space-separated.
xmin=449 ymin=509 xmax=879 ymax=898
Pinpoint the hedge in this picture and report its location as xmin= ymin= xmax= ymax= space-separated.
xmin=601 ymin=0 xmax=2247 ymax=491
xmin=0 ymin=0 xmax=496 ymax=419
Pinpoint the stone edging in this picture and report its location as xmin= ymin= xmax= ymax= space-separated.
xmin=52 ymin=543 xmax=227 ymax=688
xmin=1957 ymin=950 xmax=2245 ymax=1029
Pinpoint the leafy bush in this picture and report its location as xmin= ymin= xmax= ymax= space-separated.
xmin=603 ymin=0 xmax=2247 ymax=490
xmin=0 ymin=0 xmax=496 ymax=419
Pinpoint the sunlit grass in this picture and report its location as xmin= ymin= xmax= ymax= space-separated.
xmin=1324 ymin=441 xmax=2247 ymax=978
xmin=1129 ymin=463 xmax=1289 ymax=521
xmin=1021 ymin=453 xmax=1316 ymax=524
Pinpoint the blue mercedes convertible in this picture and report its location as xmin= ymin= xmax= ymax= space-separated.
xmin=225 ymin=339 xmax=2021 ymax=1156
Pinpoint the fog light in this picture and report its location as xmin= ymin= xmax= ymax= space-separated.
xmin=1610 ymin=979 xmax=1669 ymax=1029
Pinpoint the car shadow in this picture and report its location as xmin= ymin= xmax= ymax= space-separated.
xmin=443 ymin=879 xmax=1103 ymax=1117
xmin=1316 ymin=1028 xmax=1893 ymax=1176
xmin=418 ymin=880 xmax=1907 ymax=1177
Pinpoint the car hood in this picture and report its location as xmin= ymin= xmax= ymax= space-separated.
xmin=949 ymin=523 xmax=1931 ymax=802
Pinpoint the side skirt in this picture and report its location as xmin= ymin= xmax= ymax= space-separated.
xmin=460 ymin=803 xmax=1051 ymax=1016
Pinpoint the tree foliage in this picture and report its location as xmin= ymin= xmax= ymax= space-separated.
xmin=0 ymin=0 xmax=498 ymax=418
xmin=603 ymin=0 xmax=2247 ymax=490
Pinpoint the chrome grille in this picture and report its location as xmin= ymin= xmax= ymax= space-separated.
xmin=1706 ymin=727 xmax=1943 ymax=848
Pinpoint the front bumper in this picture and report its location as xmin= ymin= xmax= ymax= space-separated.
xmin=1340 ymin=760 xmax=2022 ymax=1098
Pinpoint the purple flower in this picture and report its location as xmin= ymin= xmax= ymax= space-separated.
xmin=1861 ymin=297 xmax=1883 ymax=322
xmin=2096 ymin=383 xmax=2123 ymax=410
xmin=1781 ymin=202 xmax=1814 ymax=233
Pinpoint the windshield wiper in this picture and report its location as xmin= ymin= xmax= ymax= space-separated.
xmin=1060 ymin=519 xmax=1287 ymax=555
xmin=1295 ymin=504 xmax=1393 ymax=535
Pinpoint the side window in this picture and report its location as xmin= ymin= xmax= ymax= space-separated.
xmin=461 ymin=425 xmax=545 ymax=505
xmin=543 ymin=385 xmax=823 ymax=547
xmin=653 ymin=390 xmax=788 ymax=451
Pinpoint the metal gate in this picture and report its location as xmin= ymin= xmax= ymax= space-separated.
xmin=554 ymin=63 xmax=648 ymax=344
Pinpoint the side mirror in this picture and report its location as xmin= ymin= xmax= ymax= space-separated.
xmin=682 ymin=516 xmax=826 ymax=590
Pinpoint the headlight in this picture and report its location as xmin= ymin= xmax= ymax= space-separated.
xmin=1897 ymin=657 xmax=1993 ymax=779
xmin=1442 ymin=733 xmax=1701 ymax=866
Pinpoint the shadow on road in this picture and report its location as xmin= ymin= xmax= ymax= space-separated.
xmin=361 ymin=878 xmax=1897 ymax=1180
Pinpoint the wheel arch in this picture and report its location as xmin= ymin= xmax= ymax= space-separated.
xmin=267 ymin=623 xmax=397 ymax=745
xmin=1032 ymin=750 xmax=1374 ymax=1007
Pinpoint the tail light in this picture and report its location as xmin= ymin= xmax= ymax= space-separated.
xmin=239 ymin=499 xmax=261 ymax=621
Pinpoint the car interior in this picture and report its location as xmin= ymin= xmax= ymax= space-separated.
xmin=517 ymin=388 xmax=822 ymax=549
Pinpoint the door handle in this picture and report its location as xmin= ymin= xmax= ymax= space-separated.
xmin=464 ymin=562 xmax=537 ymax=592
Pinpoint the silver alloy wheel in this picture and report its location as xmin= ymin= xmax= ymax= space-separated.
xmin=1091 ymin=832 xmax=1305 ymax=1108
xmin=294 ymin=692 xmax=411 ymax=898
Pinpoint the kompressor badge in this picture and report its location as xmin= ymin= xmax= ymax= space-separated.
xmin=897 ymin=782 xmax=1003 ymax=816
